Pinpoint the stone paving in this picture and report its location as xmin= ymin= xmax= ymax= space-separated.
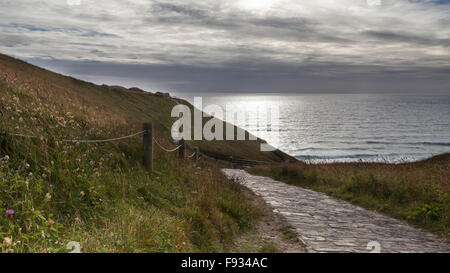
xmin=222 ymin=169 xmax=450 ymax=253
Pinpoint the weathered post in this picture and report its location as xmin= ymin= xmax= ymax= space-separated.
xmin=143 ymin=123 xmax=153 ymax=171
xmin=179 ymin=138 xmax=185 ymax=159
xmin=194 ymin=147 xmax=199 ymax=161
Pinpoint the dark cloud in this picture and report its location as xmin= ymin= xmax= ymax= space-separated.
xmin=0 ymin=0 xmax=449 ymax=93
xmin=7 ymin=23 xmax=119 ymax=38
xmin=25 ymin=57 xmax=450 ymax=94
xmin=364 ymin=30 xmax=450 ymax=47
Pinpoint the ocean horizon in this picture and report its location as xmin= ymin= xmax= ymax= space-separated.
xmin=184 ymin=93 xmax=450 ymax=163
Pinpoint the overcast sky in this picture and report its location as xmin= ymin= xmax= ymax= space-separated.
xmin=0 ymin=0 xmax=449 ymax=94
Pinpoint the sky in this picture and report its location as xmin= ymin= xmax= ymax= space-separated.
xmin=0 ymin=0 xmax=449 ymax=94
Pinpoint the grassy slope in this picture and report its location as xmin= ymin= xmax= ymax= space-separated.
xmin=0 ymin=53 xmax=279 ymax=252
xmin=250 ymin=155 xmax=450 ymax=240
xmin=0 ymin=53 xmax=292 ymax=163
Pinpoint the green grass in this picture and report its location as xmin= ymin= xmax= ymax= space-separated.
xmin=249 ymin=157 xmax=450 ymax=241
xmin=258 ymin=242 xmax=281 ymax=253
xmin=281 ymin=226 xmax=299 ymax=242
xmin=0 ymin=60 xmax=263 ymax=252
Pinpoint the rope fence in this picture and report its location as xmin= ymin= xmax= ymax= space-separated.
xmin=9 ymin=131 xmax=146 ymax=143
xmin=6 ymin=121 xmax=269 ymax=172
xmin=6 ymin=122 xmax=200 ymax=172
xmin=153 ymin=137 xmax=182 ymax=153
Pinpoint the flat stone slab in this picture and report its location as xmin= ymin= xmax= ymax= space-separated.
xmin=222 ymin=169 xmax=450 ymax=253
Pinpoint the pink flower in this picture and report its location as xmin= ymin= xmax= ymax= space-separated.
xmin=6 ymin=209 xmax=14 ymax=216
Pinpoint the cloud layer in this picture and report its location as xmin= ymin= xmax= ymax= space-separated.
xmin=0 ymin=0 xmax=449 ymax=93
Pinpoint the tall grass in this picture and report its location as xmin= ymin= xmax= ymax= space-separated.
xmin=250 ymin=158 xmax=450 ymax=240
xmin=0 ymin=83 xmax=261 ymax=252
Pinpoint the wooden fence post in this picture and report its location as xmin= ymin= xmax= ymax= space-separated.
xmin=194 ymin=147 xmax=199 ymax=161
xmin=179 ymin=138 xmax=185 ymax=159
xmin=143 ymin=123 xmax=153 ymax=171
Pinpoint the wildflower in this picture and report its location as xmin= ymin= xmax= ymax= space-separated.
xmin=3 ymin=237 xmax=12 ymax=246
xmin=25 ymin=163 xmax=30 ymax=168
xmin=45 ymin=192 xmax=52 ymax=201
xmin=28 ymin=172 xmax=33 ymax=177
xmin=6 ymin=209 xmax=14 ymax=216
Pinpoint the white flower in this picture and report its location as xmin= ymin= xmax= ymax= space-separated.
xmin=3 ymin=237 xmax=12 ymax=246
xmin=45 ymin=192 xmax=52 ymax=201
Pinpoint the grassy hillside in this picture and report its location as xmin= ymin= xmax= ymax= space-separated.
xmin=0 ymin=53 xmax=287 ymax=252
xmin=0 ymin=53 xmax=292 ymax=163
xmin=250 ymin=155 xmax=450 ymax=240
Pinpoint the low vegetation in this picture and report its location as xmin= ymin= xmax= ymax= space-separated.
xmin=250 ymin=156 xmax=450 ymax=240
xmin=0 ymin=55 xmax=264 ymax=252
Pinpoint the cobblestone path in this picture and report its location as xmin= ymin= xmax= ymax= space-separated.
xmin=223 ymin=169 xmax=450 ymax=253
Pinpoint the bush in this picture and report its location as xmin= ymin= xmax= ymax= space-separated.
xmin=411 ymin=203 xmax=441 ymax=222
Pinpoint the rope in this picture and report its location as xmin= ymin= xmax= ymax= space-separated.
xmin=10 ymin=133 xmax=36 ymax=139
xmin=8 ymin=131 xmax=145 ymax=143
xmin=62 ymin=131 xmax=145 ymax=143
xmin=153 ymin=137 xmax=182 ymax=152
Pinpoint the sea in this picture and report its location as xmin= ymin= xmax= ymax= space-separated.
xmin=183 ymin=93 xmax=450 ymax=163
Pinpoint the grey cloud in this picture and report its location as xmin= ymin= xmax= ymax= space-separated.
xmin=24 ymin=57 xmax=450 ymax=94
xmin=146 ymin=2 xmax=345 ymax=44
xmin=6 ymin=23 xmax=119 ymax=38
xmin=0 ymin=0 xmax=449 ymax=93
xmin=364 ymin=30 xmax=450 ymax=47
